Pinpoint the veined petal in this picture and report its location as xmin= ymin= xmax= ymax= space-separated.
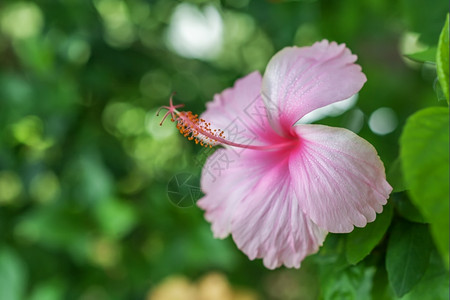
xmin=198 ymin=148 xmax=327 ymax=269
xmin=197 ymin=149 xmax=255 ymax=238
xmin=261 ymin=40 xmax=367 ymax=135
xmin=200 ymin=72 xmax=281 ymax=147
xmin=289 ymin=124 xmax=392 ymax=233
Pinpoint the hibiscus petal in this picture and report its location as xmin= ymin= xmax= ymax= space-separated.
xmin=289 ymin=124 xmax=392 ymax=233
xmin=198 ymin=148 xmax=327 ymax=269
xmin=197 ymin=149 xmax=254 ymax=238
xmin=200 ymin=72 xmax=281 ymax=147
xmin=261 ymin=40 xmax=367 ymax=135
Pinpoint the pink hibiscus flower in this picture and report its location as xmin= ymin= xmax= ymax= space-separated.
xmin=158 ymin=40 xmax=392 ymax=269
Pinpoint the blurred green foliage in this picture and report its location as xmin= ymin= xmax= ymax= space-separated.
xmin=0 ymin=0 xmax=448 ymax=299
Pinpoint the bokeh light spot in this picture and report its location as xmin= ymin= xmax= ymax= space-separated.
xmin=94 ymin=0 xmax=136 ymax=48
xmin=0 ymin=2 xmax=44 ymax=39
xmin=116 ymin=107 xmax=146 ymax=136
xmin=345 ymin=108 xmax=365 ymax=133
xmin=222 ymin=11 xmax=255 ymax=45
xmin=369 ymin=107 xmax=398 ymax=135
xmin=197 ymin=273 xmax=233 ymax=300
xmin=166 ymin=3 xmax=223 ymax=60
xmin=146 ymin=109 xmax=176 ymax=139
xmin=11 ymin=115 xmax=44 ymax=146
xmin=103 ymin=102 xmax=146 ymax=137
xmin=148 ymin=276 xmax=197 ymax=300
xmin=30 ymin=171 xmax=60 ymax=204
xmin=90 ymin=237 xmax=120 ymax=268
xmin=102 ymin=102 xmax=131 ymax=136
xmin=67 ymin=38 xmax=91 ymax=64
xmin=0 ymin=171 xmax=23 ymax=204
xmin=399 ymin=32 xmax=428 ymax=68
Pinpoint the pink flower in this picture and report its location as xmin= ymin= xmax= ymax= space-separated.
xmin=158 ymin=40 xmax=392 ymax=269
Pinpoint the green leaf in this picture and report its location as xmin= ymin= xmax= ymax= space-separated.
xmin=435 ymin=79 xmax=447 ymax=102
xmin=400 ymin=107 xmax=449 ymax=267
xmin=391 ymin=193 xmax=426 ymax=224
xmin=0 ymin=248 xmax=27 ymax=300
xmin=387 ymin=158 xmax=406 ymax=192
xmin=345 ymin=202 xmax=393 ymax=264
xmin=436 ymin=14 xmax=449 ymax=103
xmin=405 ymin=47 xmax=437 ymax=63
xmin=320 ymin=264 xmax=376 ymax=300
xmin=399 ymin=250 xmax=449 ymax=300
xmin=371 ymin=265 xmax=396 ymax=300
xmin=386 ymin=221 xmax=432 ymax=297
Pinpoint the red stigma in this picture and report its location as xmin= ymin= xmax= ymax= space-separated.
xmin=157 ymin=94 xmax=225 ymax=148
xmin=156 ymin=94 xmax=185 ymax=126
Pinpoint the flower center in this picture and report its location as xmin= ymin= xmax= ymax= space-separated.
xmin=157 ymin=95 xmax=297 ymax=151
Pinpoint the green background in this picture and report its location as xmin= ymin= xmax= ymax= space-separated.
xmin=0 ymin=0 xmax=448 ymax=299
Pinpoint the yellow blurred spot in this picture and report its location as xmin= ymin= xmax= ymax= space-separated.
xmin=198 ymin=272 xmax=233 ymax=300
xmin=90 ymin=238 xmax=120 ymax=268
xmin=0 ymin=171 xmax=23 ymax=204
xmin=147 ymin=273 xmax=259 ymax=300
xmin=0 ymin=2 xmax=44 ymax=39
xmin=147 ymin=276 xmax=197 ymax=300
xmin=30 ymin=171 xmax=60 ymax=204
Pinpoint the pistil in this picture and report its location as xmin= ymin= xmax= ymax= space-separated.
xmin=157 ymin=97 xmax=296 ymax=151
